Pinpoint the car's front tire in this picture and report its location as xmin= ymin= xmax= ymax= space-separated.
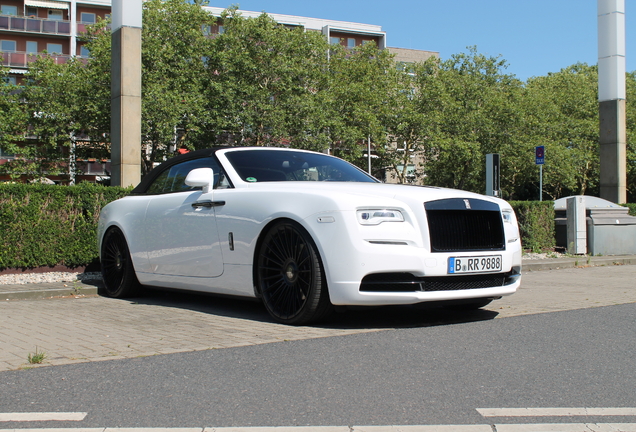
xmin=256 ymin=220 xmax=332 ymax=325
xmin=100 ymin=227 xmax=141 ymax=298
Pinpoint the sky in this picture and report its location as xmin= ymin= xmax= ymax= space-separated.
xmin=206 ymin=0 xmax=634 ymax=82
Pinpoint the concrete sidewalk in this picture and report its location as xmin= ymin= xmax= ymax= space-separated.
xmin=0 ymin=256 xmax=634 ymax=372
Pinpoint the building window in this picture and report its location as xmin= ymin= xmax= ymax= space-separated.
xmin=0 ymin=146 xmax=16 ymax=158
xmin=201 ymin=24 xmax=211 ymax=36
xmin=80 ymin=45 xmax=89 ymax=57
xmin=347 ymin=38 xmax=356 ymax=48
xmin=46 ymin=43 xmax=63 ymax=54
xmin=2 ymin=75 xmax=16 ymax=85
xmin=27 ymin=41 xmax=38 ymax=53
xmin=330 ymin=37 xmax=341 ymax=45
xmin=48 ymin=9 xmax=63 ymax=21
xmin=26 ymin=6 xmax=37 ymax=16
xmin=1 ymin=5 xmax=18 ymax=15
xmin=396 ymin=164 xmax=416 ymax=178
xmin=218 ymin=25 xmax=224 ymax=34
xmin=105 ymin=14 xmax=110 ymax=19
xmin=80 ymin=12 xmax=95 ymax=23
xmin=1 ymin=40 xmax=16 ymax=52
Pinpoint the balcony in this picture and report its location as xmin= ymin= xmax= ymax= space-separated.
xmin=0 ymin=14 xmax=71 ymax=35
xmin=1 ymin=50 xmax=72 ymax=68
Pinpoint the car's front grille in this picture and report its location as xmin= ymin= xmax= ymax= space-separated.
xmin=359 ymin=271 xmax=518 ymax=293
xmin=425 ymin=198 xmax=505 ymax=252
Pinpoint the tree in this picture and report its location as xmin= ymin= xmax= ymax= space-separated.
xmin=0 ymin=56 xmax=96 ymax=180
xmin=137 ymin=0 xmax=216 ymax=174
xmin=0 ymin=67 xmax=30 ymax=176
xmin=380 ymin=61 xmax=430 ymax=184
xmin=325 ymin=42 xmax=396 ymax=170
xmin=413 ymin=47 xmax=526 ymax=196
xmin=626 ymin=71 xmax=636 ymax=202
xmin=201 ymin=8 xmax=332 ymax=152
xmin=523 ymin=64 xmax=599 ymax=199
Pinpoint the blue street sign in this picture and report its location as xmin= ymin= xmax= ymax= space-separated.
xmin=535 ymin=146 xmax=545 ymax=165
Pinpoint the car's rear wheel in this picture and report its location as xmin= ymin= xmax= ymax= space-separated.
xmin=257 ymin=221 xmax=332 ymax=325
xmin=101 ymin=227 xmax=141 ymax=298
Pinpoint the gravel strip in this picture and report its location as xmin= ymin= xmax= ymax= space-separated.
xmin=522 ymin=252 xmax=568 ymax=260
xmin=0 ymin=272 xmax=102 ymax=285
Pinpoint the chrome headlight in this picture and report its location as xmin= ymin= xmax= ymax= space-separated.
xmin=502 ymin=208 xmax=516 ymax=224
xmin=502 ymin=208 xmax=520 ymax=242
xmin=357 ymin=209 xmax=405 ymax=225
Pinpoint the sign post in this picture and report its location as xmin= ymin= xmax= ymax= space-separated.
xmin=485 ymin=153 xmax=500 ymax=197
xmin=535 ymin=146 xmax=545 ymax=201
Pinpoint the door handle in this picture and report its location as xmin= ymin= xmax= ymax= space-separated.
xmin=192 ymin=200 xmax=225 ymax=208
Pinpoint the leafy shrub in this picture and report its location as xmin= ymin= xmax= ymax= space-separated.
xmin=621 ymin=203 xmax=636 ymax=216
xmin=0 ymin=183 xmax=130 ymax=270
xmin=509 ymin=201 xmax=555 ymax=253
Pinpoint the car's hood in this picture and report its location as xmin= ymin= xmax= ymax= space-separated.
xmin=241 ymin=182 xmax=510 ymax=209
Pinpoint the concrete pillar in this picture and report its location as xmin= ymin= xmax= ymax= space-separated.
xmin=597 ymin=0 xmax=626 ymax=203
xmin=69 ymin=0 xmax=76 ymax=57
xmin=110 ymin=0 xmax=142 ymax=187
xmin=599 ymin=99 xmax=627 ymax=203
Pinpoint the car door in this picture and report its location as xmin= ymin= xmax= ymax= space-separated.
xmin=143 ymin=157 xmax=225 ymax=278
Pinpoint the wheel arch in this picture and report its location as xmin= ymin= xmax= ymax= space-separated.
xmin=99 ymin=222 xmax=128 ymax=259
xmin=251 ymin=217 xmax=329 ymax=299
xmin=99 ymin=222 xmax=145 ymax=278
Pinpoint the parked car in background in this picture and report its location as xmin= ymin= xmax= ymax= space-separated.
xmin=98 ymin=147 xmax=522 ymax=324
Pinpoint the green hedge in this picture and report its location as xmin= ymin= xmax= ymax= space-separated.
xmin=621 ymin=203 xmax=636 ymax=216
xmin=0 ymin=183 xmax=130 ymax=270
xmin=0 ymin=182 xmax=631 ymax=270
xmin=509 ymin=201 xmax=555 ymax=253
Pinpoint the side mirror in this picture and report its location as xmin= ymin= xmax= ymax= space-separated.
xmin=185 ymin=167 xmax=214 ymax=194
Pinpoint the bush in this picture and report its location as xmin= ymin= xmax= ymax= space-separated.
xmin=0 ymin=183 xmax=130 ymax=270
xmin=509 ymin=201 xmax=555 ymax=253
xmin=621 ymin=203 xmax=636 ymax=216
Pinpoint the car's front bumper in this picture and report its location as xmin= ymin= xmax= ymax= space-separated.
xmin=304 ymin=209 xmax=522 ymax=306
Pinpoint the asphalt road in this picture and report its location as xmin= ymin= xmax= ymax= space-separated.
xmin=1 ymin=302 xmax=635 ymax=429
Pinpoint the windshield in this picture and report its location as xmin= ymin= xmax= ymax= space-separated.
xmin=225 ymin=149 xmax=378 ymax=183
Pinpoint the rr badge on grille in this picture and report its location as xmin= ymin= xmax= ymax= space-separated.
xmin=463 ymin=199 xmax=471 ymax=209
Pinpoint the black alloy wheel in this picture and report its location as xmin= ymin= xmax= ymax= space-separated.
xmin=257 ymin=221 xmax=331 ymax=325
xmin=101 ymin=227 xmax=141 ymax=298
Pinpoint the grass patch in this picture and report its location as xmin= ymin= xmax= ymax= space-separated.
xmin=27 ymin=348 xmax=46 ymax=364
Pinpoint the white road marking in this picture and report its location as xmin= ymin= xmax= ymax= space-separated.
xmin=477 ymin=408 xmax=636 ymax=417
xmin=0 ymin=412 xmax=88 ymax=422
xmin=205 ymin=427 xmax=350 ymax=432
xmin=206 ymin=427 xmax=492 ymax=432
xmin=494 ymin=424 xmax=636 ymax=432
xmin=349 ymin=426 xmax=493 ymax=431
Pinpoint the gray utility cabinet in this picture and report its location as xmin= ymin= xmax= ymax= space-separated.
xmin=554 ymin=196 xmax=636 ymax=255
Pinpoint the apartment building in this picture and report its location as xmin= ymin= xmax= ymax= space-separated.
xmin=1 ymin=1 xmax=437 ymax=182
xmin=203 ymin=6 xmax=436 ymax=65
xmin=1 ymin=0 xmax=110 ymax=85
xmin=2 ymin=1 xmax=437 ymax=82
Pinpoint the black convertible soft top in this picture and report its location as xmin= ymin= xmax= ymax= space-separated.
xmin=130 ymin=147 xmax=225 ymax=195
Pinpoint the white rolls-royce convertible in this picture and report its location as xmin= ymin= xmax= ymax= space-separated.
xmin=98 ymin=147 xmax=522 ymax=324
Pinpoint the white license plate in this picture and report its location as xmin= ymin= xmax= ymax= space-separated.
xmin=448 ymin=255 xmax=502 ymax=274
